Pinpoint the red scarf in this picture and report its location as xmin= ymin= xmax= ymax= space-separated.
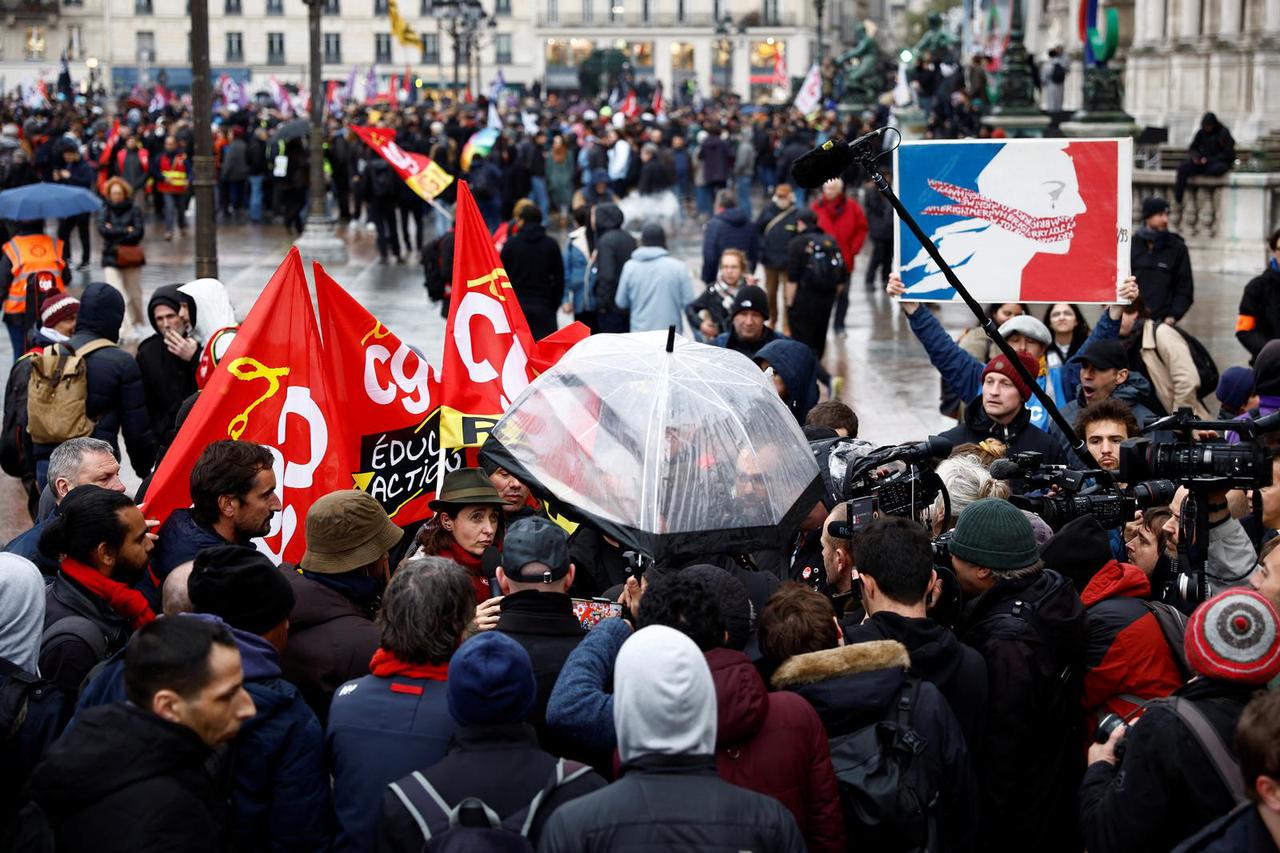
xmin=369 ymin=648 xmax=449 ymax=681
xmin=60 ymin=558 xmax=156 ymax=631
xmin=442 ymin=541 xmax=491 ymax=604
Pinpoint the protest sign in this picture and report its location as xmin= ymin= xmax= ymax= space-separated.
xmin=893 ymin=137 xmax=1132 ymax=304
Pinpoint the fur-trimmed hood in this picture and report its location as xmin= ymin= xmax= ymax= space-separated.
xmin=770 ymin=640 xmax=912 ymax=738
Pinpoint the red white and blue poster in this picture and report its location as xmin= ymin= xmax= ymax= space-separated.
xmin=893 ymin=138 xmax=1132 ymax=304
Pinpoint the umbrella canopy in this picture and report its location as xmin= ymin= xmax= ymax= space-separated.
xmin=460 ymin=127 xmax=499 ymax=172
xmin=480 ymin=330 xmax=823 ymax=563
xmin=0 ymin=183 xmax=103 ymax=221
xmin=268 ymin=119 xmax=311 ymax=145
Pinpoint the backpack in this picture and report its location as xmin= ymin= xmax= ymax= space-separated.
xmin=802 ymin=235 xmax=846 ymax=295
xmin=422 ymin=234 xmax=448 ymax=302
xmin=386 ymin=758 xmax=593 ymax=853
xmin=1172 ymin=325 xmax=1219 ymax=401
xmin=0 ymin=352 xmax=36 ymax=479
xmin=1142 ymin=599 xmax=1193 ymax=680
xmin=1050 ymin=62 xmax=1067 ymax=84
xmin=0 ymin=657 xmax=71 ymax=841
xmin=26 ymin=339 xmax=115 ymax=446
xmin=371 ymin=162 xmax=398 ymax=198
xmin=827 ymin=676 xmax=941 ymax=853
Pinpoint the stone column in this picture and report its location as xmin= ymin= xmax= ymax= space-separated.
xmin=1141 ymin=0 xmax=1166 ymax=44
xmin=1219 ymin=0 xmax=1241 ymax=36
xmin=653 ymin=35 xmax=674 ymax=100
xmin=694 ymin=36 xmax=713 ymax=95
xmin=732 ymin=36 xmax=751 ymax=99
xmin=1179 ymin=0 xmax=1202 ymax=39
xmin=1267 ymin=0 xmax=1280 ymax=35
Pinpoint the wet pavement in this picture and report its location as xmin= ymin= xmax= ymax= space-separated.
xmin=0 ymin=199 xmax=1249 ymax=542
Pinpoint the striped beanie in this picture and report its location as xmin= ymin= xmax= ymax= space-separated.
xmin=39 ymin=293 xmax=79 ymax=328
xmin=1186 ymin=589 xmax=1280 ymax=685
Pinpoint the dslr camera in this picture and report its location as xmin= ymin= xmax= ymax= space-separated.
xmin=993 ymin=451 xmax=1175 ymax=531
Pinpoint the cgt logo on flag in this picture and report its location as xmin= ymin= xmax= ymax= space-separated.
xmin=352 ymin=124 xmax=454 ymax=202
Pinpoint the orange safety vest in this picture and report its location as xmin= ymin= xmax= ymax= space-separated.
xmin=3 ymin=235 xmax=65 ymax=316
xmin=158 ymin=153 xmax=189 ymax=194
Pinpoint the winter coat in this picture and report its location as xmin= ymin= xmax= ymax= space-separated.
xmin=546 ymin=154 xmax=576 ymax=209
xmin=734 ymin=136 xmax=757 ymax=178
xmin=220 ymin=138 xmax=249 ymax=182
xmin=24 ymin=702 xmax=228 ymax=853
xmin=615 ymin=246 xmax=693 ymax=333
xmin=753 ymin=338 xmax=819 ymax=424
xmin=494 ymin=591 xmax=587 ymax=761
xmin=712 ymin=323 xmax=784 ymax=360
xmin=327 ymin=668 xmax=456 ymax=853
xmin=1237 ymin=261 xmax=1280 ymax=361
xmin=771 ymin=640 xmax=977 ymax=851
xmin=684 ymin=279 xmax=742 ymax=340
xmin=72 ymin=621 xmax=332 ymax=853
xmin=280 ymin=568 xmax=381 ymax=727
xmin=52 ymin=159 xmax=95 ymax=190
xmin=1079 ymin=559 xmax=1185 ymax=726
xmin=636 ymin=157 xmax=673 ymax=195
xmin=1131 ymin=226 xmax=1194 ymax=323
xmin=40 ymin=572 xmax=132 ymax=694
xmin=135 ymin=285 xmax=198 ymax=444
xmin=863 ymin=184 xmax=894 ymax=241
xmin=375 ymin=723 xmax=607 ymax=853
xmin=1133 ymin=319 xmax=1212 ymax=418
xmin=501 ymin=223 xmax=565 ymax=340
xmin=940 ymin=393 xmax=1072 ymax=466
xmin=545 ymin=617 xmax=630 ymax=755
xmin=959 ymin=568 xmax=1088 ymax=853
xmin=1059 ymin=370 xmax=1162 ymax=428
xmin=776 ymin=134 xmax=813 ymax=188
xmin=841 ymin=611 xmax=988 ymax=755
xmin=1079 ymin=678 xmax=1256 ymax=853
xmin=561 ymin=226 xmax=592 ymax=314
xmin=5 ymin=515 xmax=58 ymax=576
xmin=706 ymin=647 xmax=845 ymax=853
xmin=143 ymin=509 xmax=238 ymax=608
xmin=32 ymin=283 xmax=156 ymax=477
xmin=697 ymin=134 xmax=733 ymax=185
xmin=756 ymin=201 xmax=801 ymax=268
xmin=701 ymin=207 xmax=760 ymax=283
xmin=1188 ymin=115 xmax=1236 ymax=168
xmin=590 ymin=204 xmax=635 ymax=312
xmin=811 ymin=194 xmax=868 ymax=274
xmin=96 ymin=200 xmax=144 ymax=268
xmin=1174 ymin=802 xmax=1279 ymax=853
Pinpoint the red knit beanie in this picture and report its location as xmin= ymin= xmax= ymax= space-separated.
xmin=1186 ymin=589 xmax=1280 ymax=685
xmin=981 ymin=351 xmax=1040 ymax=402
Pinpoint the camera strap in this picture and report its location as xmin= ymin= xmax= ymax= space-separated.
xmin=1168 ymin=698 xmax=1247 ymax=806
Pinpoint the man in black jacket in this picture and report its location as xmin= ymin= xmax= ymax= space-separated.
xmin=842 ymin=516 xmax=988 ymax=753
xmin=1174 ymin=111 xmax=1235 ymax=204
xmin=951 ymin=498 xmax=1088 ymax=853
xmin=20 ymin=617 xmax=255 ymax=853
xmin=32 ymin=283 xmax=156 ymax=488
xmin=862 ymin=171 xmax=894 ymax=287
xmin=1081 ymin=588 xmax=1280 ymax=853
xmin=499 ymin=204 xmax=564 ymax=340
xmin=940 ymin=351 xmax=1071 ymax=465
xmin=1235 ymin=226 xmax=1280 ymax=363
xmin=755 ymin=183 xmax=799 ymax=329
xmin=375 ymin=631 xmax=606 ymax=852
xmin=539 ymin=624 xmax=805 ymax=852
xmin=135 ymin=285 xmax=198 ymax=445
xmin=1131 ymin=196 xmax=1194 ymax=324
xmin=591 ymin=202 xmax=634 ymax=333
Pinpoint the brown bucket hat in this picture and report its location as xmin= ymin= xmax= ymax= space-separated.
xmin=427 ymin=467 xmax=508 ymax=513
xmin=301 ymin=489 xmax=404 ymax=574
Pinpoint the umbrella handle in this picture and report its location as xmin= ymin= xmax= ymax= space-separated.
xmin=665 ymin=325 xmax=675 ymax=353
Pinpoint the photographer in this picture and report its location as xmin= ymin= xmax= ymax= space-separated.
xmin=1164 ymin=485 xmax=1257 ymax=598
xmin=816 ymin=501 xmax=862 ymax=619
xmin=950 ymin=498 xmax=1087 ymax=853
xmin=1080 ymin=589 xmax=1280 ymax=853
xmin=842 ymin=516 xmax=988 ymax=752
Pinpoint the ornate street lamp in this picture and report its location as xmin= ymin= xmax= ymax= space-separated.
xmin=190 ymin=0 xmax=217 ymax=278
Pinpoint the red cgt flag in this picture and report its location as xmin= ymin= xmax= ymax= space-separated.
xmin=351 ymin=124 xmax=454 ymax=202
xmin=144 ymin=249 xmax=346 ymax=564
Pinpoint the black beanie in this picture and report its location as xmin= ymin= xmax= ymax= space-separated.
xmin=730 ymin=285 xmax=770 ymax=321
xmin=189 ymin=545 xmax=296 ymax=635
xmin=681 ymin=564 xmax=752 ymax=651
xmin=1039 ymin=515 xmax=1113 ymax=593
xmin=1255 ymin=340 xmax=1280 ymax=397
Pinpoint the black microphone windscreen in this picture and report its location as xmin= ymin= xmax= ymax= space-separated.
xmin=989 ymin=459 xmax=1023 ymax=481
xmin=790 ymin=140 xmax=856 ymax=189
xmin=926 ymin=435 xmax=953 ymax=458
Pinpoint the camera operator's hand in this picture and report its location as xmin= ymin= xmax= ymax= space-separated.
xmin=1088 ymin=721 xmax=1127 ymax=767
xmin=1108 ymin=276 xmax=1139 ymax=320
xmin=886 ymin=273 xmax=919 ymax=315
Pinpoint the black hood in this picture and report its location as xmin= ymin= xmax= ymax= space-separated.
xmin=594 ymin=203 xmax=624 ymax=233
xmin=716 ymin=207 xmax=750 ymax=227
xmin=147 ymin=283 xmax=197 ymax=335
xmin=74 ymin=281 xmax=125 ymax=342
xmin=28 ymin=702 xmax=212 ymax=811
xmin=848 ymin=612 xmax=969 ymax=685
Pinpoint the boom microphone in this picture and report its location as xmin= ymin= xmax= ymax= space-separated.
xmin=989 ymin=459 xmax=1023 ymax=481
xmin=897 ymin=435 xmax=953 ymax=464
xmin=790 ymin=128 xmax=889 ymax=189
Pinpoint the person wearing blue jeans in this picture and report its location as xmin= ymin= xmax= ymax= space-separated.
xmin=530 ymin=175 xmax=550 ymax=219
xmin=248 ymin=175 xmax=265 ymax=223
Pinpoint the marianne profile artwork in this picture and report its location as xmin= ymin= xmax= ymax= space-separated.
xmin=894 ymin=137 xmax=1132 ymax=304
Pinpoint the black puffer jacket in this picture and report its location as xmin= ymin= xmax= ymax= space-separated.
xmin=97 ymin=200 xmax=144 ymax=268
xmin=755 ymin=201 xmax=800 ymax=268
xmin=591 ymin=204 xmax=635 ymax=312
xmin=500 ymin=222 xmax=564 ymax=340
xmin=33 ymin=283 xmax=156 ymax=476
xmin=135 ymin=285 xmax=198 ymax=445
xmin=1079 ymin=678 xmax=1256 ymax=853
xmin=537 ymin=753 xmax=805 ymax=853
xmin=1236 ymin=262 xmax=1280 ymax=361
xmin=940 ymin=394 xmax=1071 ymax=466
xmin=23 ymin=702 xmax=229 ymax=853
xmin=1131 ymin=226 xmax=1194 ymax=323
xmin=959 ymin=568 xmax=1088 ymax=853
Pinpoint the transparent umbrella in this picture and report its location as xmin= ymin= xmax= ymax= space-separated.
xmin=480 ymin=330 xmax=822 ymax=562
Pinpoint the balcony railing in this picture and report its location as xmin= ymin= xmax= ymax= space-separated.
xmin=0 ymin=0 xmax=59 ymax=10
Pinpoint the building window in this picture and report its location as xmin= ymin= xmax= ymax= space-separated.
xmin=582 ymin=0 xmax=592 ymax=22
xmin=135 ymin=0 xmax=153 ymax=12
xmin=420 ymin=0 xmax=431 ymax=11
xmin=495 ymin=0 xmax=510 ymax=13
xmin=226 ymin=31 xmax=244 ymax=61
xmin=546 ymin=0 xmax=558 ymax=23
xmin=266 ymin=0 xmax=283 ymax=14
xmin=762 ymin=0 xmax=777 ymax=23
xmin=323 ymin=0 xmax=339 ymax=11
xmin=676 ymin=0 xmax=684 ymax=22
xmin=323 ymin=32 xmax=341 ymax=63
xmin=26 ymin=27 xmax=47 ymax=61
xmin=374 ymin=0 xmax=388 ymax=12
xmin=135 ymin=31 xmax=154 ymax=64
xmin=225 ymin=0 xmax=241 ymax=12
xmin=609 ymin=1 xmax=620 ymax=22
xmin=421 ymin=32 xmax=439 ymax=63
xmin=267 ymin=32 xmax=285 ymax=64
xmin=495 ymin=33 xmax=512 ymax=63
xmin=63 ymin=0 xmax=84 ymax=6
xmin=641 ymin=0 xmax=649 ymax=22
xmin=713 ymin=0 xmax=721 ymax=22
xmin=375 ymin=32 xmax=392 ymax=62
xmin=65 ymin=24 xmax=83 ymax=59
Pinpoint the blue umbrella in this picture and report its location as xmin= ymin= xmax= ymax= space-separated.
xmin=0 ymin=183 xmax=103 ymax=221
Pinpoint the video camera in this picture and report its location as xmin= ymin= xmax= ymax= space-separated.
xmin=992 ymin=451 xmax=1175 ymax=531
xmin=818 ymin=436 xmax=954 ymax=536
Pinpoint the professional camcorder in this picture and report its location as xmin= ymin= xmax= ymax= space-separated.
xmin=817 ymin=436 xmax=954 ymax=532
xmin=1119 ymin=408 xmax=1280 ymax=489
xmin=992 ymin=451 xmax=1175 ymax=531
